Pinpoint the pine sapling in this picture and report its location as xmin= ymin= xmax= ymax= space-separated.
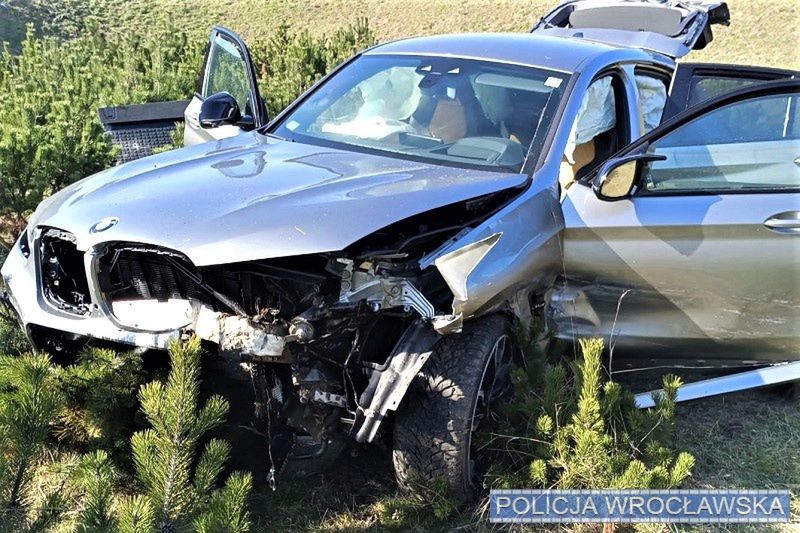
xmin=0 ymin=353 xmax=62 ymax=508
xmin=130 ymin=336 xmax=251 ymax=531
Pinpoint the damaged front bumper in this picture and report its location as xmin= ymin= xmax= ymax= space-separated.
xmin=2 ymin=241 xmax=176 ymax=349
xmin=1 ymin=240 xmax=290 ymax=356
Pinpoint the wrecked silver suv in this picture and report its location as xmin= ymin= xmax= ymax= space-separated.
xmin=2 ymin=0 xmax=799 ymax=500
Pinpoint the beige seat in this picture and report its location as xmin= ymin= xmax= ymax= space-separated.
xmin=428 ymin=99 xmax=468 ymax=143
xmin=559 ymin=139 xmax=596 ymax=195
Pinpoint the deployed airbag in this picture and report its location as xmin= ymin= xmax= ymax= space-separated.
xmin=634 ymin=75 xmax=668 ymax=133
xmin=565 ymin=76 xmax=616 ymax=164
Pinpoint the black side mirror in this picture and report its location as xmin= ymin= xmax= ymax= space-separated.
xmin=199 ymin=92 xmax=247 ymax=129
xmin=593 ymin=152 xmax=666 ymax=201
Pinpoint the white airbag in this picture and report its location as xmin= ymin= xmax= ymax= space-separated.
xmin=565 ymin=76 xmax=616 ymax=164
xmin=634 ymin=75 xmax=668 ymax=133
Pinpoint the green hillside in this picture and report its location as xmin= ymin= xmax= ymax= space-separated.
xmin=3 ymin=0 xmax=799 ymax=69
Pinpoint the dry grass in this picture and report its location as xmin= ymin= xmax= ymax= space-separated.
xmin=94 ymin=0 xmax=800 ymax=70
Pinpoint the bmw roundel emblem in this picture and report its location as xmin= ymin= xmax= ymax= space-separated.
xmin=90 ymin=217 xmax=119 ymax=234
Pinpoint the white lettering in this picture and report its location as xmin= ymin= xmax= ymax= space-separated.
xmin=713 ymin=496 xmax=734 ymax=515
xmin=666 ymin=497 xmax=683 ymax=515
xmin=629 ymin=496 xmax=645 ymax=516
xmin=768 ymin=496 xmax=785 ymax=516
xmin=606 ymin=496 xmax=627 ymax=515
xmin=582 ymin=496 xmax=598 ymax=515
xmin=736 ymin=496 xmax=751 ymax=515
xmin=552 ymin=496 xmax=569 ymax=515
xmin=697 ymin=496 xmax=712 ymax=515
xmin=495 ymin=496 xmax=511 ymax=515
xmin=646 ymin=496 xmax=664 ymax=515
xmin=512 ymin=496 xmax=530 ymax=515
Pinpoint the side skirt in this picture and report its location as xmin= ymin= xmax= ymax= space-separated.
xmin=635 ymin=361 xmax=800 ymax=408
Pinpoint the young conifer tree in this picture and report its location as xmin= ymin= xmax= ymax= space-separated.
xmin=489 ymin=333 xmax=695 ymax=492
xmin=0 ymin=353 xmax=63 ymax=509
xmin=125 ymin=336 xmax=252 ymax=532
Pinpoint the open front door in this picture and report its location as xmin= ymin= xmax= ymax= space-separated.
xmin=558 ymin=79 xmax=800 ymax=367
xmin=184 ymin=26 xmax=266 ymax=146
xmin=532 ymin=0 xmax=730 ymax=59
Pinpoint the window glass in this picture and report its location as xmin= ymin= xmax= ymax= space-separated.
xmin=643 ymin=92 xmax=800 ymax=192
xmin=273 ymin=55 xmax=568 ymax=172
xmin=203 ymin=34 xmax=251 ymax=113
xmin=688 ymin=76 xmax=760 ymax=107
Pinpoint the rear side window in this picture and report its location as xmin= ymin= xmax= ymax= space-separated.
xmin=688 ymin=76 xmax=761 ymax=107
xmin=660 ymin=93 xmax=800 ymax=146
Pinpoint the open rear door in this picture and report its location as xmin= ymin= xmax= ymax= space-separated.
xmin=532 ymin=0 xmax=730 ymax=59
xmin=184 ymin=26 xmax=267 ymax=146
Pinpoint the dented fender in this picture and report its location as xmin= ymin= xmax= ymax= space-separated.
xmin=421 ymin=183 xmax=564 ymax=333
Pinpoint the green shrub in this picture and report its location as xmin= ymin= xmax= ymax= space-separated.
xmin=54 ymin=348 xmax=146 ymax=461
xmin=0 ymin=352 xmax=63 ymax=529
xmin=484 ymin=335 xmax=695 ymax=491
xmin=0 ymin=21 xmax=201 ymax=248
xmin=0 ymin=337 xmax=253 ymax=531
xmin=249 ymin=19 xmax=375 ymax=117
xmin=127 ymin=336 xmax=251 ymax=531
xmin=0 ymin=294 xmax=28 ymax=358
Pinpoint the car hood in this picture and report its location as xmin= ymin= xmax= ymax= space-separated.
xmin=30 ymin=133 xmax=526 ymax=266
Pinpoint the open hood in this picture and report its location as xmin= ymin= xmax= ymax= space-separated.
xmin=28 ymin=133 xmax=526 ymax=266
xmin=532 ymin=0 xmax=730 ymax=59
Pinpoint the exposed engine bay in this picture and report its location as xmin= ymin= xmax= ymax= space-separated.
xmin=31 ymin=190 xmax=515 ymax=477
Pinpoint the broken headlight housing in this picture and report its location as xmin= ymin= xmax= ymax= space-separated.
xmin=17 ymin=229 xmax=30 ymax=259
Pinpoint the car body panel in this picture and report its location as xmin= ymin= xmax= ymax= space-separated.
xmin=363 ymin=33 xmax=625 ymax=73
xmin=558 ymin=182 xmax=800 ymax=364
xmin=25 ymin=132 xmax=527 ymax=266
xmin=554 ymin=80 xmax=800 ymax=367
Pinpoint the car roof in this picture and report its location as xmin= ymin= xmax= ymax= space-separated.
xmin=364 ymin=32 xmax=654 ymax=74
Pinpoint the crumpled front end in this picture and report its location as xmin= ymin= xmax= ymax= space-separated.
xmin=1 ymin=174 xmax=563 ymax=476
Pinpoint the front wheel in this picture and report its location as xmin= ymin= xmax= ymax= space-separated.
xmin=392 ymin=315 xmax=514 ymax=502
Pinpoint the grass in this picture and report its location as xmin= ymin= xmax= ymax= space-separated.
xmin=2 ymin=0 xmax=799 ymax=70
xmin=238 ymin=381 xmax=799 ymax=532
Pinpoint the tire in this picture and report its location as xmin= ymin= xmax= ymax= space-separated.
xmin=392 ymin=315 xmax=514 ymax=502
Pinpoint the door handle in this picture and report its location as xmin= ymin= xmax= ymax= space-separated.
xmin=764 ymin=211 xmax=800 ymax=234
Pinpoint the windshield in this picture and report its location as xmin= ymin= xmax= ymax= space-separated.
xmin=272 ymin=55 xmax=568 ymax=173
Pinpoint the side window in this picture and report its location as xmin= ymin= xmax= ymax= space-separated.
xmin=203 ymin=33 xmax=251 ymax=113
xmin=633 ymin=71 xmax=668 ymax=133
xmin=687 ymin=76 xmax=761 ymax=107
xmin=560 ymin=74 xmax=627 ymax=193
xmin=643 ymin=92 xmax=800 ymax=193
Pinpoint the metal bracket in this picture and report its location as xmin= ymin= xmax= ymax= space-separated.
xmin=338 ymin=275 xmax=435 ymax=320
xmin=351 ymin=320 xmax=440 ymax=442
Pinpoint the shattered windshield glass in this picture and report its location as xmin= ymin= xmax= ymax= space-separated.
xmin=272 ymin=55 xmax=568 ymax=172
